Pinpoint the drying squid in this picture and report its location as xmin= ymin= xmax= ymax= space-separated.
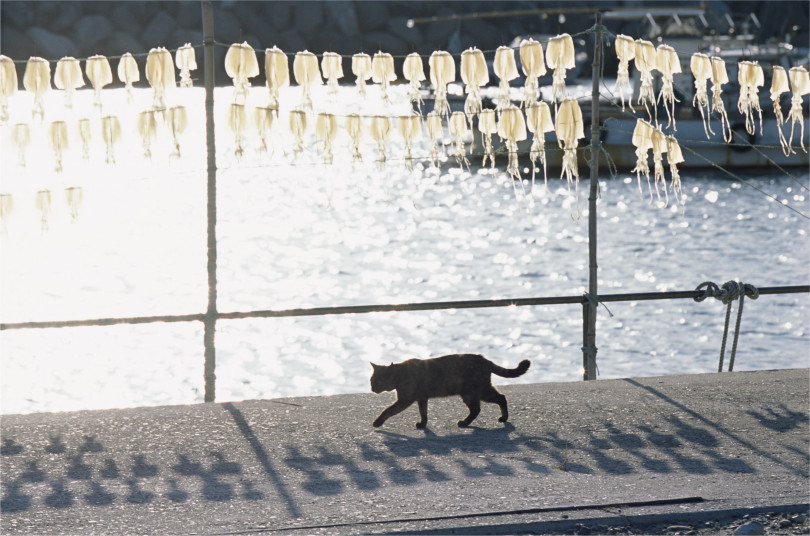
xmin=23 ymin=57 xmax=51 ymax=120
xmin=614 ymin=35 xmax=635 ymax=111
xmin=526 ymin=101 xmax=554 ymax=193
xmin=117 ymin=52 xmax=140 ymax=103
xmin=493 ymin=46 xmax=519 ymax=111
xmin=315 ymin=112 xmax=338 ymax=164
xmin=633 ymin=39 xmax=657 ymax=120
xmin=709 ymin=56 xmax=732 ymax=142
xmin=650 ymin=127 xmax=669 ymax=204
xmin=265 ymin=46 xmax=289 ymax=110
xmin=146 ymin=47 xmax=175 ymax=111
xmin=371 ymin=52 xmax=396 ymax=103
xmin=345 ymin=113 xmax=363 ymax=162
xmin=403 ymin=52 xmax=425 ymax=112
xmin=289 ymin=110 xmax=307 ymax=156
xmin=166 ymin=105 xmax=187 ymax=159
xmin=49 ymin=120 xmax=69 ymax=173
xmin=0 ymin=194 xmax=12 ymax=232
xmin=497 ymin=104 xmax=528 ymax=209
xmin=666 ymin=135 xmax=685 ymax=207
xmin=519 ymin=38 xmax=546 ymax=109
xmin=448 ymin=111 xmax=470 ymax=170
xmin=86 ymin=54 xmax=113 ymax=108
xmin=65 ymin=187 xmax=82 ymax=222
xmin=175 ymin=44 xmax=197 ymax=90
xmin=228 ymin=103 xmax=247 ymax=159
xmin=77 ymin=118 xmax=91 ymax=160
xmin=737 ymin=61 xmax=764 ymax=137
xmin=460 ymin=47 xmax=488 ymax=120
xmin=321 ymin=52 xmax=343 ymax=96
xmin=655 ymin=44 xmax=680 ymax=130
xmin=54 ymin=57 xmax=84 ymax=108
xmin=352 ymin=53 xmax=372 ymax=96
xmin=787 ymin=66 xmax=809 ymax=153
xmin=397 ymin=114 xmax=422 ymax=170
xmin=631 ymin=118 xmax=655 ymax=200
xmin=136 ymin=110 xmax=157 ymax=159
xmin=175 ymin=44 xmax=197 ymax=88
xmin=545 ymin=34 xmax=575 ymax=106
xmin=426 ymin=111 xmax=443 ymax=168
xmin=12 ymin=123 xmax=29 ymax=167
xmin=478 ymin=108 xmax=497 ymax=169
xmin=0 ymin=55 xmax=18 ymax=123
xmin=225 ymin=42 xmax=259 ymax=104
xmin=369 ymin=115 xmax=390 ymax=165
xmin=100 ymin=115 xmax=121 ymax=164
xmin=690 ymin=53 xmax=713 ymax=138
xmin=555 ymin=98 xmax=584 ymax=218
xmin=770 ymin=65 xmax=790 ymax=155
xmin=429 ymin=50 xmax=455 ymax=118
xmin=35 ymin=190 xmax=51 ymax=231
xmin=293 ymin=50 xmax=322 ymax=110
xmin=254 ymin=106 xmax=275 ymax=154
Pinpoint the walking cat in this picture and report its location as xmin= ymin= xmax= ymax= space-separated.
xmin=370 ymin=354 xmax=530 ymax=428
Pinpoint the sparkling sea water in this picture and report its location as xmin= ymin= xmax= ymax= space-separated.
xmin=1 ymin=87 xmax=808 ymax=415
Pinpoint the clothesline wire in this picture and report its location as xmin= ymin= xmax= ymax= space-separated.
xmin=8 ymin=19 xmax=798 ymax=75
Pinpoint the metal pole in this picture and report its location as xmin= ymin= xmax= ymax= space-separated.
xmin=202 ymin=1 xmax=217 ymax=402
xmin=583 ymin=13 xmax=603 ymax=381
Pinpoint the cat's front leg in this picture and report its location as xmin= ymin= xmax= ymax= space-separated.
xmin=373 ymin=398 xmax=414 ymax=428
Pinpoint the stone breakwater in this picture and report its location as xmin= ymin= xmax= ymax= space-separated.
xmin=0 ymin=1 xmax=805 ymax=88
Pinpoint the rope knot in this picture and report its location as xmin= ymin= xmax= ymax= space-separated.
xmin=583 ymin=293 xmax=614 ymax=318
xmin=693 ymin=280 xmax=759 ymax=372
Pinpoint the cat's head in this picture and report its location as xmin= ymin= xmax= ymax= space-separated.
xmin=370 ymin=362 xmax=396 ymax=393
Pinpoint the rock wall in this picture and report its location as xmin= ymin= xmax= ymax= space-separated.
xmin=0 ymin=1 xmax=807 ymax=88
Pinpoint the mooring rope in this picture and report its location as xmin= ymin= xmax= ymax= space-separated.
xmin=694 ymin=281 xmax=760 ymax=371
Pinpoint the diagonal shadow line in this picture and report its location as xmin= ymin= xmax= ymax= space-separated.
xmin=623 ymin=378 xmax=808 ymax=478
xmin=222 ymin=402 xmax=301 ymax=518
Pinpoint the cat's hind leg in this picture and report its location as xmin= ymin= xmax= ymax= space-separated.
xmin=482 ymin=386 xmax=509 ymax=423
xmin=373 ymin=398 xmax=414 ymax=428
xmin=458 ymin=395 xmax=481 ymax=427
xmin=416 ymin=399 xmax=428 ymax=429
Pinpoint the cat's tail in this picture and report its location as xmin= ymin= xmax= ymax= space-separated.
xmin=489 ymin=359 xmax=531 ymax=378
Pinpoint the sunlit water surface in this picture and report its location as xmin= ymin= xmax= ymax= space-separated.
xmin=1 ymin=87 xmax=808 ymax=415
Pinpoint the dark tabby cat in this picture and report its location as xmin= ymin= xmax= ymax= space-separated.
xmin=370 ymin=354 xmax=530 ymax=429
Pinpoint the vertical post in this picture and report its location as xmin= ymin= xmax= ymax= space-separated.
xmin=583 ymin=13 xmax=602 ymax=381
xmin=202 ymin=1 xmax=218 ymax=402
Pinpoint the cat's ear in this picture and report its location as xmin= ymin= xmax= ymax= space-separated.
xmin=370 ymin=362 xmax=380 ymax=369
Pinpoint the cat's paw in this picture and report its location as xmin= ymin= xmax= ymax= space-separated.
xmin=415 ymin=422 xmax=426 ymax=429
xmin=372 ymin=419 xmax=384 ymax=428
xmin=498 ymin=416 xmax=508 ymax=423
xmin=457 ymin=420 xmax=469 ymax=428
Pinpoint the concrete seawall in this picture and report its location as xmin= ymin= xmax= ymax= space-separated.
xmin=1 ymin=369 xmax=808 ymax=534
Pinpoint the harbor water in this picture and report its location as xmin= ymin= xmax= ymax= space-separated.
xmin=1 ymin=87 xmax=808 ymax=415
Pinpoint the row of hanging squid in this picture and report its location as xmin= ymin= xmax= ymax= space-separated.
xmin=222 ymin=35 xmax=578 ymax=112
xmin=5 ymin=106 xmax=188 ymax=172
xmin=3 ymin=33 xmax=809 ymax=229
xmin=0 ymin=45 xmax=196 ymax=123
xmin=219 ymin=36 xmax=587 ymax=214
xmin=0 ymin=188 xmax=82 ymax=232
xmin=614 ymin=34 xmax=810 ymax=155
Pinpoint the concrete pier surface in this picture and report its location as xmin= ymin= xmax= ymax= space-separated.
xmin=1 ymin=369 xmax=808 ymax=535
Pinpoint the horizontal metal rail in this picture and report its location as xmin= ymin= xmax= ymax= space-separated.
xmin=2 ymin=285 xmax=807 ymax=331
